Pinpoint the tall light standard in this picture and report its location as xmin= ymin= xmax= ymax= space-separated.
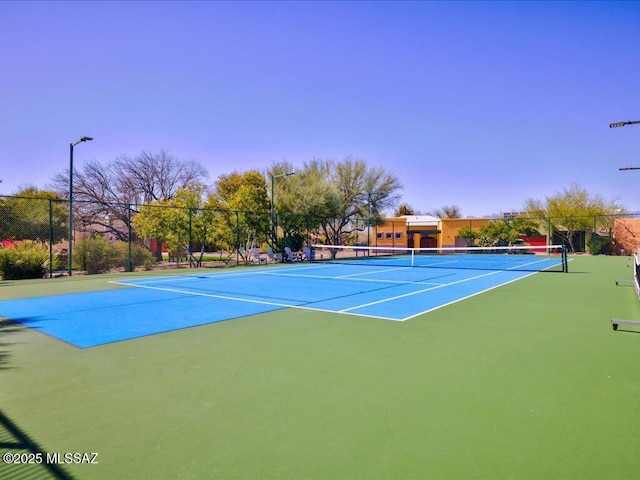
xmin=68 ymin=136 xmax=93 ymax=276
xmin=270 ymin=171 xmax=295 ymax=248
xmin=610 ymin=119 xmax=639 ymax=171
xmin=610 ymin=120 xmax=640 ymax=128
xmin=610 ymin=119 xmax=640 ymax=330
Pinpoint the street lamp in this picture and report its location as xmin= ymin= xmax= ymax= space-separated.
xmin=610 ymin=119 xmax=639 ymax=171
xmin=68 ymin=136 xmax=93 ymax=276
xmin=610 ymin=120 xmax=640 ymax=128
xmin=270 ymin=171 xmax=295 ymax=247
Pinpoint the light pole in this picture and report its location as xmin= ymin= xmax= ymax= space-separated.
xmin=367 ymin=192 xmax=372 ymax=248
xmin=68 ymin=136 xmax=93 ymax=276
xmin=270 ymin=171 xmax=295 ymax=248
xmin=610 ymin=120 xmax=640 ymax=128
xmin=610 ymin=119 xmax=639 ymax=171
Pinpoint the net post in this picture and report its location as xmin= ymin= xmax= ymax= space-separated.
xmin=562 ymin=246 xmax=568 ymax=272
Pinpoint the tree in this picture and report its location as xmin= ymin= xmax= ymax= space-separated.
xmin=523 ymin=183 xmax=624 ymax=252
xmin=269 ymin=158 xmax=402 ymax=251
xmin=265 ymin=161 xmax=317 ymax=249
xmin=49 ymin=150 xmax=208 ymax=243
xmin=428 ymin=205 xmax=462 ymax=219
xmin=0 ymin=187 xmax=67 ymax=244
xmin=476 ymin=217 xmax=540 ymax=246
xmin=456 ymin=216 xmax=540 ymax=247
xmin=394 ymin=204 xmax=416 ymax=216
xmin=456 ymin=225 xmax=479 ymax=246
xmin=206 ymin=171 xmax=271 ymax=263
xmin=133 ymin=186 xmax=207 ymax=263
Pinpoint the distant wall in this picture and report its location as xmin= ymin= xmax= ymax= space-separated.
xmin=614 ymin=218 xmax=640 ymax=254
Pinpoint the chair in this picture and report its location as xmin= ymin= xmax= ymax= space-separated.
xmin=285 ymin=247 xmax=307 ymax=262
xmin=284 ymin=246 xmax=295 ymax=262
xmin=249 ymin=248 xmax=266 ymax=264
xmin=266 ymin=248 xmax=282 ymax=263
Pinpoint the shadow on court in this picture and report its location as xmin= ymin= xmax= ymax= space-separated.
xmin=0 ymin=409 xmax=74 ymax=479
xmin=0 ymin=321 xmax=73 ymax=478
xmin=0 ymin=318 xmax=22 ymax=371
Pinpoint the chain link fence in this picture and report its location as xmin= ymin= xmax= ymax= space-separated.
xmin=0 ymin=196 xmax=334 ymax=277
xmin=2 ymin=195 xmax=639 ymax=278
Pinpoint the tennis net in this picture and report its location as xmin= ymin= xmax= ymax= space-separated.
xmin=310 ymin=244 xmax=568 ymax=272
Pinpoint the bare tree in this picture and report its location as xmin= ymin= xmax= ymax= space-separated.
xmin=49 ymin=150 xmax=208 ymax=242
xmin=428 ymin=205 xmax=462 ymax=219
xmin=115 ymin=150 xmax=208 ymax=205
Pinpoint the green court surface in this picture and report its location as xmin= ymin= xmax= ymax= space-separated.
xmin=1 ymin=256 xmax=639 ymax=479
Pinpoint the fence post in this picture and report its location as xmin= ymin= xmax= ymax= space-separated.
xmin=127 ymin=203 xmax=133 ymax=272
xmin=235 ymin=210 xmax=240 ymax=265
xmin=48 ymin=198 xmax=53 ymax=278
xmin=188 ymin=207 xmax=193 ymax=268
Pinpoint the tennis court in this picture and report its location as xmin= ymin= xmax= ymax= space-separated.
xmin=0 ymin=248 xmax=566 ymax=348
xmin=1 ymin=255 xmax=640 ymax=480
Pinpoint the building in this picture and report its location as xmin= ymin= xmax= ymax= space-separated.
xmin=372 ymin=215 xmax=440 ymax=248
xmin=373 ymin=216 xmax=541 ymax=250
xmin=614 ymin=217 xmax=640 ymax=254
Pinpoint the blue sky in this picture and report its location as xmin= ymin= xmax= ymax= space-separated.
xmin=1 ymin=1 xmax=638 ymax=216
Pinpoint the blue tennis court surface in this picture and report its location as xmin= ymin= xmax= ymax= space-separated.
xmin=0 ymin=260 xmax=562 ymax=348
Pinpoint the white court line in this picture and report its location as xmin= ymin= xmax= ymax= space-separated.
xmin=335 ymin=266 xmax=409 ymax=278
xmin=109 ymin=281 xmax=402 ymax=322
xmin=112 ymin=263 xmax=450 ymax=288
xmin=348 ymin=258 xmax=570 ymax=320
xmin=113 ymin=266 xmax=520 ymax=320
xmin=109 ymin=259 xmax=567 ymax=323
xmin=110 ymin=270 xmax=268 ymax=286
xmin=110 ymin=281 xmax=298 ymax=308
xmin=255 ymin=269 xmax=446 ymax=286
xmin=340 ymin=268 xmax=515 ymax=313
xmin=108 ymin=277 xmax=405 ymax=321
xmin=400 ymin=272 xmax=540 ymax=321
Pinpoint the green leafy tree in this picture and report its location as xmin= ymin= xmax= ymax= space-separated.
xmin=457 ymin=217 xmax=540 ymax=247
xmin=133 ymin=186 xmax=206 ymax=263
xmin=523 ymin=183 xmax=624 ymax=252
xmin=394 ymin=204 xmax=416 ymax=216
xmin=206 ymin=171 xmax=270 ymax=263
xmin=269 ymin=158 xmax=402 ymax=253
xmin=477 ymin=220 xmax=516 ymax=246
xmin=456 ymin=225 xmax=479 ymax=246
xmin=268 ymin=160 xmax=337 ymax=248
xmin=0 ymin=187 xmax=67 ymax=243
xmin=477 ymin=218 xmax=536 ymax=246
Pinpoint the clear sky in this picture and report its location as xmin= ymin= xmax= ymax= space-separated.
xmin=1 ymin=0 xmax=638 ymax=217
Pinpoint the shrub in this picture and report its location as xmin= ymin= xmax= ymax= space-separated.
xmin=587 ymin=234 xmax=616 ymax=255
xmin=0 ymin=241 xmax=54 ymax=280
xmin=113 ymin=242 xmax=156 ymax=271
xmin=75 ymin=236 xmax=114 ymax=274
xmin=75 ymin=237 xmax=156 ymax=274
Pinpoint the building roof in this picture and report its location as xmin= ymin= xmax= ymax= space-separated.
xmin=399 ymin=215 xmax=440 ymax=227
